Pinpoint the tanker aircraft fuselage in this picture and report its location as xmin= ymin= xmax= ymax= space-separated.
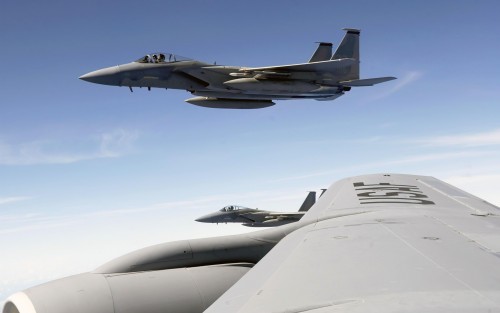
xmin=5 ymin=174 xmax=500 ymax=313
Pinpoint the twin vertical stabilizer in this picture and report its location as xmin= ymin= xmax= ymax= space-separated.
xmin=298 ymin=191 xmax=316 ymax=212
xmin=308 ymin=43 xmax=333 ymax=63
xmin=332 ymin=28 xmax=360 ymax=80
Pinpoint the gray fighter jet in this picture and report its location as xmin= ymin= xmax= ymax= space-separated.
xmin=195 ymin=191 xmax=317 ymax=227
xmin=4 ymin=174 xmax=500 ymax=313
xmin=79 ymin=29 xmax=396 ymax=109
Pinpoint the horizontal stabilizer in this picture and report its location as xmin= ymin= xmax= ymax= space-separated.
xmin=314 ymin=94 xmax=343 ymax=102
xmin=339 ymin=76 xmax=396 ymax=86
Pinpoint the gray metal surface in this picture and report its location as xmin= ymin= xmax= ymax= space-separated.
xmin=2 ymin=223 xmax=304 ymax=313
xmin=203 ymin=174 xmax=500 ymax=313
xmin=308 ymin=42 xmax=333 ymax=63
xmin=79 ymin=29 xmax=396 ymax=109
xmin=6 ymin=174 xmax=499 ymax=313
xmin=5 ymin=264 xmax=252 ymax=313
xmin=93 ymin=224 xmax=299 ymax=273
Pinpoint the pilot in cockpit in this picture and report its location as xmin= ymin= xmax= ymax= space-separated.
xmin=139 ymin=55 xmax=150 ymax=63
xmin=135 ymin=53 xmax=187 ymax=64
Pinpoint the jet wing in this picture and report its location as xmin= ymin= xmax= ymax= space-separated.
xmin=238 ymin=214 xmax=257 ymax=223
xmin=240 ymin=58 xmax=356 ymax=74
xmin=203 ymin=174 xmax=500 ymax=313
xmin=265 ymin=212 xmax=304 ymax=220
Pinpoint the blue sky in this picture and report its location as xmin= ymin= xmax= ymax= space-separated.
xmin=2 ymin=0 xmax=500 ymax=303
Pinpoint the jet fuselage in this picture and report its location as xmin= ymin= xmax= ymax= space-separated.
xmin=79 ymin=29 xmax=396 ymax=109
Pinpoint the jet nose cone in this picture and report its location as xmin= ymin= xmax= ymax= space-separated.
xmin=195 ymin=216 xmax=211 ymax=223
xmin=79 ymin=66 xmax=120 ymax=85
xmin=195 ymin=212 xmax=218 ymax=223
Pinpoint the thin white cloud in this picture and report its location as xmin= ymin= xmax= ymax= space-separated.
xmin=0 ymin=196 xmax=30 ymax=206
xmin=444 ymin=174 xmax=500 ymax=206
xmin=377 ymin=122 xmax=397 ymax=129
xmin=99 ymin=129 xmax=139 ymax=158
xmin=445 ymin=174 xmax=500 ymax=185
xmin=369 ymin=70 xmax=422 ymax=100
xmin=0 ymin=195 xmax=233 ymax=235
xmin=271 ymin=150 xmax=497 ymax=183
xmin=61 ymin=188 xmax=309 ymax=219
xmin=382 ymin=151 xmax=494 ymax=165
xmin=421 ymin=128 xmax=500 ymax=147
xmin=0 ymin=129 xmax=139 ymax=165
xmin=0 ymin=187 xmax=312 ymax=235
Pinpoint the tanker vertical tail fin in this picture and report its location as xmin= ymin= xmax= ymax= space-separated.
xmin=332 ymin=28 xmax=360 ymax=80
xmin=298 ymin=191 xmax=316 ymax=212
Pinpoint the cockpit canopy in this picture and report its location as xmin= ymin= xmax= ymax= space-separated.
xmin=219 ymin=205 xmax=250 ymax=212
xmin=135 ymin=53 xmax=191 ymax=64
